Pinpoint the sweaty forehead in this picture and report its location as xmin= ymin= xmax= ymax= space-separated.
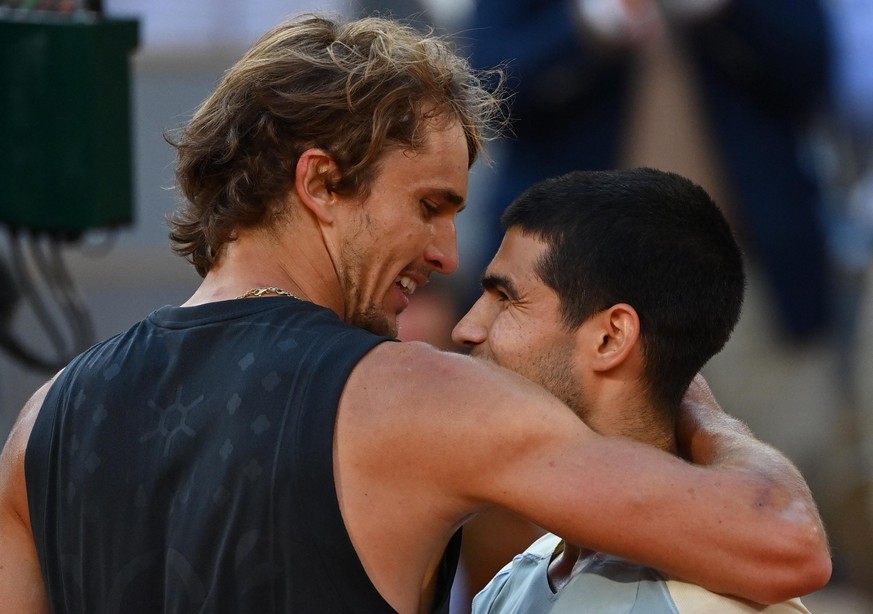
xmin=384 ymin=121 xmax=469 ymax=188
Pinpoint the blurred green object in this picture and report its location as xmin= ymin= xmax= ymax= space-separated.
xmin=0 ymin=10 xmax=138 ymax=236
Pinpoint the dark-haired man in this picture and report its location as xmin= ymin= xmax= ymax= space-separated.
xmin=455 ymin=168 xmax=811 ymax=612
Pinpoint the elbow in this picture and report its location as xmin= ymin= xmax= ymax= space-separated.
xmin=784 ymin=531 xmax=832 ymax=602
xmin=801 ymin=549 xmax=833 ymax=598
xmin=762 ymin=553 xmax=831 ymax=605
xmin=756 ymin=513 xmax=832 ymax=604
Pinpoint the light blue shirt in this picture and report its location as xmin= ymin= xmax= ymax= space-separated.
xmin=473 ymin=534 xmax=810 ymax=614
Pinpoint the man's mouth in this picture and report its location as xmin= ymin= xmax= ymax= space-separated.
xmin=395 ymin=275 xmax=418 ymax=295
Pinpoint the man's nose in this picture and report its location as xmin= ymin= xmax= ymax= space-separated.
xmin=451 ymin=300 xmax=487 ymax=348
xmin=425 ymin=220 xmax=459 ymax=275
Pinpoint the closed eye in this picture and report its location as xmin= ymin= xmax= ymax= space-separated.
xmin=420 ymin=200 xmax=440 ymax=219
xmin=481 ymin=274 xmax=518 ymax=303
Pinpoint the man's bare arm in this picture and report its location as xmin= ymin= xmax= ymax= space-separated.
xmin=0 ymin=381 xmax=52 ymax=614
xmin=677 ymin=374 xmax=811 ymax=472
xmin=672 ymin=374 xmax=831 ymax=600
xmin=380 ymin=347 xmax=831 ymax=605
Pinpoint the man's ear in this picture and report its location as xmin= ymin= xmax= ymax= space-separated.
xmin=588 ymin=303 xmax=641 ymax=372
xmin=295 ymin=149 xmax=341 ymax=224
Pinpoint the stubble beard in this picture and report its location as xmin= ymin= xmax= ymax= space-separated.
xmin=533 ymin=343 xmax=590 ymax=423
xmin=473 ymin=344 xmax=589 ymax=421
xmin=349 ymin=306 xmax=397 ymax=338
xmin=338 ymin=225 xmax=399 ymax=338
xmin=340 ymin=256 xmax=398 ymax=338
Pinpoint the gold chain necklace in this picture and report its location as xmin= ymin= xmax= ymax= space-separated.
xmin=236 ymin=287 xmax=304 ymax=300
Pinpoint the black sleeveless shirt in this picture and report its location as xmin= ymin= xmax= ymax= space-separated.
xmin=26 ymin=298 xmax=460 ymax=613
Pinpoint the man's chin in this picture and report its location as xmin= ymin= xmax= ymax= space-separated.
xmin=350 ymin=310 xmax=397 ymax=338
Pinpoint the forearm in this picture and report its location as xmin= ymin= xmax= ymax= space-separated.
xmin=466 ymin=368 xmax=831 ymax=604
xmin=674 ymin=376 xmax=831 ymax=601
xmin=676 ymin=465 xmax=830 ymax=603
xmin=678 ymin=377 xmax=815 ymax=503
xmin=513 ymin=434 xmax=829 ymax=603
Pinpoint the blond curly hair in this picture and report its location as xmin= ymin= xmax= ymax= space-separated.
xmin=168 ymin=14 xmax=507 ymax=277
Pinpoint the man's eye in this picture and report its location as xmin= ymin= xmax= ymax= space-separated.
xmin=421 ymin=200 xmax=439 ymax=217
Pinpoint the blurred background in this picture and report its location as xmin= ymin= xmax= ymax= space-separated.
xmin=0 ymin=0 xmax=871 ymax=611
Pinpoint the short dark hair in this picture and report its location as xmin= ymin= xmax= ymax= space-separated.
xmin=501 ymin=168 xmax=746 ymax=410
xmin=168 ymin=14 xmax=506 ymax=276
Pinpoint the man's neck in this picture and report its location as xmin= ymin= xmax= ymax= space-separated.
xmin=592 ymin=393 xmax=678 ymax=455
xmin=181 ymin=220 xmax=343 ymax=316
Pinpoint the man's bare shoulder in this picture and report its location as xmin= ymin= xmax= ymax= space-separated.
xmin=354 ymin=340 xmax=565 ymax=410
xmin=0 ymin=376 xmax=57 ymax=529
xmin=0 ymin=379 xmax=54 ymax=613
xmin=339 ymin=341 xmax=592 ymax=492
